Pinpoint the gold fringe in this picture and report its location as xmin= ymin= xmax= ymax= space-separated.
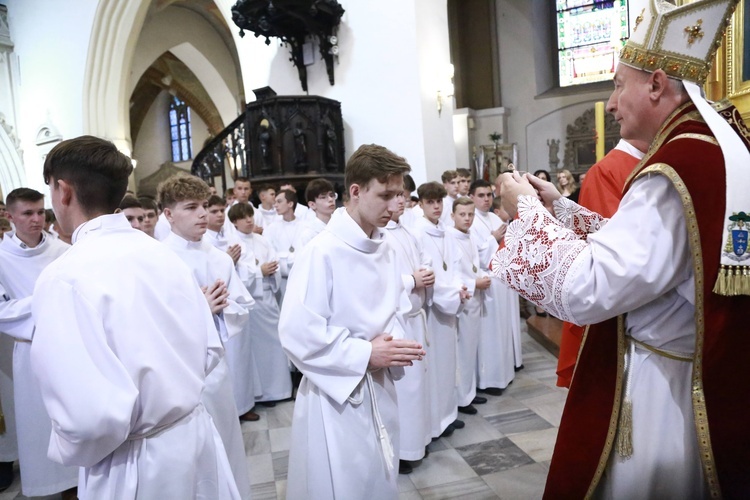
xmin=713 ymin=265 xmax=750 ymax=296
xmin=616 ymin=399 xmax=633 ymax=459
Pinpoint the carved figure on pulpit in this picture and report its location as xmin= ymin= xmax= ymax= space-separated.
xmin=258 ymin=119 xmax=272 ymax=172
xmin=293 ymin=122 xmax=308 ymax=171
xmin=324 ymin=125 xmax=338 ymax=168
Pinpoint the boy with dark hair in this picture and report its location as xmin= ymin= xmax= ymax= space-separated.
xmin=280 ymin=144 xmax=425 ymax=498
xmin=0 ymin=188 xmax=77 ymax=498
xmin=254 ymin=184 xmax=279 ymax=233
xmin=280 ymin=181 xmax=311 ymax=221
xmin=32 ymin=136 xmax=241 ymax=498
xmin=440 ymin=169 xmax=460 ymax=226
xmin=264 ymin=189 xmax=304 ymax=302
xmin=205 ymin=195 xmax=241 ymax=264
xmin=227 ymin=203 xmax=292 ymax=406
xmin=158 ymin=174 xmax=253 ymax=497
xmin=138 ymin=197 xmax=158 ymax=238
xmin=116 ymin=194 xmax=144 ymax=230
xmin=471 ymin=182 xmax=520 ymax=394
xmin=455 ymin=168 xmax=471 ymax=197
xmin=300 ymin=178 xmax=337 ymax=244
xmin=414 ymin=181 xmax=468 ymax=439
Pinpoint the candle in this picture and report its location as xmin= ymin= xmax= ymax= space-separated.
xmin=595 ymin=101 xmax=605 ymax=162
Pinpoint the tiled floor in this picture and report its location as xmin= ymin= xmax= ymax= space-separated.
xmin=0 ymin=325 xmax=566 ymax=499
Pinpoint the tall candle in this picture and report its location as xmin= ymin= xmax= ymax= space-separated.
xmin=595 ymin=101 xmax=605 ymax=162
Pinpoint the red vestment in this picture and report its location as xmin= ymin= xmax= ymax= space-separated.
xmin=545 ymin=102 xmax=750 ymax=498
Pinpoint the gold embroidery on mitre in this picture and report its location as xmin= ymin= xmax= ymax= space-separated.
xmin=685 ymin=19 xmax=704 ymax=46
xmin=634 ymin=8 xmax=646 ymax=32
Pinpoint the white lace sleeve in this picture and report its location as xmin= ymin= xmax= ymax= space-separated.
xmin=490 ymin=195 xmax=586 ymax=321
xmin=553 ymin=196 xmax=609 ymax=236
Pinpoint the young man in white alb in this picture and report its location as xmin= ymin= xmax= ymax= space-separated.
xmin=138 ymin=197 xmax=158 ymax=238
xmin=384 ymin=183 xmax=434 ymax=474
xmin=455 ymin=168 xmax=472 ymax=198
xmin=299 ymin=178 xmax=337 ymax=246
xmin=159 ymin=175 xmax=254 ymax=498
xmin=254 ymin=184 xmax=279 ymax=233
xmin=264 ymin=189 xmax=306 ymax=303
xmin=439 ymin=170 xmax=460 ymax=227
xmin=447 ymin=197 xmax=490 ymax=415
xmin=0 ymin=188 xmax=77 ymax=498
xmin=229 ymin=203 xmax=292 ymax=405
xmin=32 ymin=136 xmax=240 ymax=498
xmin=205 ymin=195 xmax=242 ymax=265
xmin=279 ymin=144 xmax=425 ymax=499
xmin=470 ymin=180 xmax=519 ymax=395
xmin=280 ymin=181 xmax=312 ymax=222
xmin=413 ymin=181 xmax=468 ymax=439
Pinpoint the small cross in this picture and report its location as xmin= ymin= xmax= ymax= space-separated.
xmin=634 ymin=8 xmax=645 ymax=32
xmin=684 ymin=19 xmax=704 ymax=46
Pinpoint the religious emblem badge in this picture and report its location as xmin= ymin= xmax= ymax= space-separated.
xmin=472 ymin=264 xmax=477 ymax=273
xmin=289 ymin=245 xmax=295 ymax=252
xmin=443 ymin=261 xmax=448 ymax=271
xmin=723 ymin=212 xmax=750 ymax=262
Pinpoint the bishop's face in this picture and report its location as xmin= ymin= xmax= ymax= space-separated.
xmin=607 ymin=64 xmax=653 ymax=143
xmin=165 ymin=199 xmax=208 ymax=242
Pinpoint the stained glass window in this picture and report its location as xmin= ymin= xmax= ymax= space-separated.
xmin=169 ymin=96 xmax=193 ymax=162
xmin=557 ymin=1 xmax=630 ymax=87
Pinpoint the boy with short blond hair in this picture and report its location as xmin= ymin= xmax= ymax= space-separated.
xmin=448 ymin=197 xmax=490 ymax=414
xmin=158 ymin=174 xmax=253 ymax=498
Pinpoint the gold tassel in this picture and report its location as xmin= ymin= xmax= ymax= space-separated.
xmin=713 ymin=265 xmax=750 ymax=296
xmin=616 ymin=399 xmax=633 ymax=459
xmin=712 ymin=265 xmax=728 ymax=295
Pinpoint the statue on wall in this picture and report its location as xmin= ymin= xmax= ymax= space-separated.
xmin=547 ymin=138 xmax=560 ymax=170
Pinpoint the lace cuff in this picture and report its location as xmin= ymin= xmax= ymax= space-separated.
xmin=553 ymin=196 xmax=608 ymax=237
xmin=490 ymin=195 xmax=587 ymax=321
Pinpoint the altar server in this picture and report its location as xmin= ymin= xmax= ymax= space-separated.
xmin=159 ymin=174 xmax=253 ymax=497
xmin=413 ymin=182 xmax=468 ymax=438
xmin=299 ymin=178 xmax=337 ymax=246
xmin=384 ymin=184 xmax=434 ymax=473
xmin=229 ymin=203 xmax=292 ymax=404
xmin=263 ymin=189 xmax=306 ymax=303
xmin=31 ymin=136 xmax=240 ymax=498
xmin=0 ymin=188 xmax=77 ymax=498
xmin=470 ymin=180 xmax=518 ymax=394
xmin=279 ymin=144 xmax=424 ymax=499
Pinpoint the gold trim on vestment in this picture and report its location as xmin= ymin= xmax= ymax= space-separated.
xmin=569 ymin=324 xmax=590 ymax=385
xmin=668 ymin=133 xmax=720 ymax=145
xmin=634 ymin=163 xmax=721 ymax=499
xmin=583 ymin=315 xmax=626 ymax=499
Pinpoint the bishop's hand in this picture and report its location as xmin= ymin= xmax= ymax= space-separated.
xmin=526 ymin=173 xmax=562 ymax=214
xmin=495 ymin=171 xmax=537 ymax=218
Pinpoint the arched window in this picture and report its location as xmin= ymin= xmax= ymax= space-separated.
xmin=169 ymin=95 xmax=193 ymax=161
xmin=556 ymin=1 xmax=630 ymax=87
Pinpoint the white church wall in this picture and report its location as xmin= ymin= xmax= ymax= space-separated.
xmin=5 ymin=0 xmax=98 ymax=193
xmin=236 ymin=0 xmax=453 ymax=186
xmin=495 ymin=0 xmax=611 ymax=174
xmin=129 ymin=5 xmax=242 ymax=125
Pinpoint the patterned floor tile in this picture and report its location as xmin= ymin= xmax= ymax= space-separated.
xmin=418 ymin=477 xmax=500 ymax=500
xmin=454 ymin=438 xmax=534 ymax=475
xmin=482 ymin=462 xmax=548 ymax=499
xmin=485 ymin=408 xmax=554 ymax=435
xmin=408 ymin=448 xmax=479 ymax=490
